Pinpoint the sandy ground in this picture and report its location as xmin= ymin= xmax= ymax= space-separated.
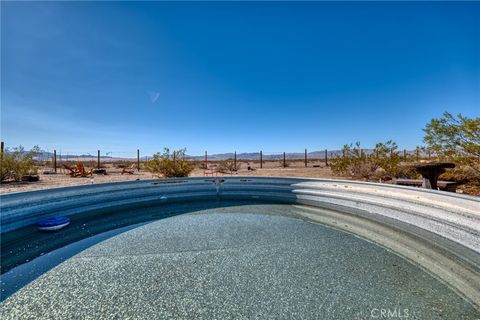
xmin=0 ymin=160 xmax=345 ymax=194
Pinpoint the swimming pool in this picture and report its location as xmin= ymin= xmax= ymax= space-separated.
xmin=1 ymin=177 xmax=479 ymax=318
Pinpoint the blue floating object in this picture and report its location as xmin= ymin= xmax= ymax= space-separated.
xmin=37 ymin=216 xmax=70 ymax=231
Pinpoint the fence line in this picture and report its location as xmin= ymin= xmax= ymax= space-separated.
xmin=1 ymin=141 xmax=442 ymax=173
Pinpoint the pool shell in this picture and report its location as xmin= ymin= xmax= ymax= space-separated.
xmin=1 ymin=176 xmax=479 ymax=310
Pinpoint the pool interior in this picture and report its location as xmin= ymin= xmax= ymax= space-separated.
xmin=1 ymin=200 xmax=281 ymax=274
xmin=1 ymin=200 xmax=479 ymax=318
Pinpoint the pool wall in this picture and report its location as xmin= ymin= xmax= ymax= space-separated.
xmin=1 ymin=177 xmax=479 ymax=308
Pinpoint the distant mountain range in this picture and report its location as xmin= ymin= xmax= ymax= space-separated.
xmin=187 ymin=149 xmax=426 ymax=160
xmin=186 ymin=151 xmax=348 ymax=161
xmin=30 ymin=150 xmax=345 ymax=161
xmin=6 ymin=149 xmax=424 ymax=162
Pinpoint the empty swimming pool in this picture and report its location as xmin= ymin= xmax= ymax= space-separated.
xmin=1 ymin=177 xmax=479 ymax=319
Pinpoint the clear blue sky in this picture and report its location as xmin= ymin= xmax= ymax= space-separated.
xmin=1 ymin=1 xmax=479 ymax=156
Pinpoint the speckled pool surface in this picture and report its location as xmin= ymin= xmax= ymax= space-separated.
xmin=1 ymin=205 xmax=479 ymax=319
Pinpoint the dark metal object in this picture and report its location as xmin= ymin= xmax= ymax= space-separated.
xmin=93 ymin=169 xmax=107 ymax=175
xmin=396 ymin=178 xmax=457 ymax=192
xmin=1 ymin=141 xmax=4 ymax=173
xmin=137 ymin=149 xmax=140 ymax=172
xmin=53 ymin=150 xmax=57 ymax=173
xmin=414 ymin=162 xmax=455 ymax=190
xmin=21 ymin=175 xmax=39 ymax=182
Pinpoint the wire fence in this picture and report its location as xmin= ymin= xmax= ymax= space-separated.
xmin=1 ymin=141 xmax=439 ymax=172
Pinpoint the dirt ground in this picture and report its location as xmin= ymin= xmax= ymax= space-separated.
xmin=0 ymin=160 xmax=345 ymax=194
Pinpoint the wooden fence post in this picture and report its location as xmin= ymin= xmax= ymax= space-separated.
xmin=234 ymin=151 xmax=237 ymax=170
xmin=53 ymin=150 xmax=57 ymax=173
xmin=283 ymin=152 xmax=286 ymax=168
xmin=260 ymin=151 xmax=263 ymax=168
xmin=325 ymin=149 xmax=328 ymax=166
xmin=205 ymin=151 xmax=208 ymax=169
xmin=97 ymin=150 xmax=100 ymax=169
xmin=304 ymin=149 xmax=307 ymax=167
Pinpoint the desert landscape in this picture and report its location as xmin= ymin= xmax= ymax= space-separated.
xmin=1 ymin=2 xmax=479 ymax=319
xmin=2 ymin=156 xmax=478 ymax=196
xmin=0 ymin=159 xmax=341 ymax=194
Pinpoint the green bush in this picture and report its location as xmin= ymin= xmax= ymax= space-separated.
xmin=197 ymin=160 xmax=208 ymax=170
xmin=395 ymin=165 xmax=420 ymax=179
xmin=217 ymin=158 xmax=241 ymax=173
xmin=422 ymin=112 xmax=480 ymax=195
xmin=145 ymin=148 xmax=194 ymax=178
xmin=370 ymin=141 xmax=402 ymax=177
xmin=331 ymin=141 xmax=401 ymax=180
xmin=1 ymin=146 xmax=40 ymax=182
xmin=440 ymin=165 xmax=479 ymax=185
xmin=424 ymin=112 xmax=480 ymax=176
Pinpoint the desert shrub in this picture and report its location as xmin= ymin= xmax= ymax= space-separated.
xmin=440 ymin=165 xmax=479 ymax=185
xmin=370 ymin=141 xmax=402 ymax=177
xmin=331 ymin=143 xmax=375 ymax=179
xmin=395 ymin=165 xmax=420 ymax=179
xmin=424 ymin=112 xmax=480 ymax=176
xmin=423 ymin=112 xmax=480 ymax=194
xmin=331 ymin=141 xmax=401 ymax=180
xmin=353 ymin=160 xmax=380 ymax=179
xmin=90 ymin=160 xmax=100 ymax=168
xmin=197 ymin=160 xmax=208 ymax=170
xmin=145 ymin=148 xmax=194 ymax=178
xmin=1 ymin=146 xmax=40 ymax=182
xmin=278 ymin=156 xmax=290 ymax=168
xmin=330 ymin=149 xmax=353 ymax=176
xmin=116 ymin=161 xmax=134 ymax=169
xmin=217 ymin=159 xmax=241 ymax=174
